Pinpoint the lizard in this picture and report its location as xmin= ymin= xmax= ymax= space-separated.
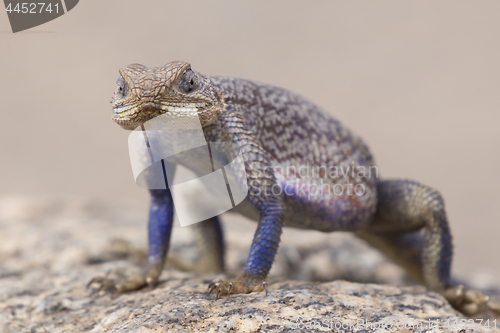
xmin=91 ymin=60 xmax=500 ymax=316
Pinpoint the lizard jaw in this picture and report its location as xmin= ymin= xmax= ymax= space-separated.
xmin=112 ymin=103 xmax=211 ymax=130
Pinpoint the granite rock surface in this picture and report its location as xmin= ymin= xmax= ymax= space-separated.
xmin=0 ymin=196 xmax=499 ymax=332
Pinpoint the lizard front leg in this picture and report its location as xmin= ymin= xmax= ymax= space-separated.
xmin=208 ymin=108 xmax=285 ymax=298
xmin=88 ymin=188 xmax=174 ymax=294
xmin=209 ymin=197 xmax=284 ymax=298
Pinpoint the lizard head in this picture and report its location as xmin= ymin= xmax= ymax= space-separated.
xmin=111 ymin=61 xmax=225 ymax=130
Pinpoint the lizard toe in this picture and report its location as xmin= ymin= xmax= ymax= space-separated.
xmin=207 ymin=273 xmax=268 ymax=299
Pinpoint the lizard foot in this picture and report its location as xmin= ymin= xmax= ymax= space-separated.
xmin=87 ymin=266 xmax=160 ymax=296
xmin=208 ymin=273 xmax=268 ymax=299
xmin=443 ymin=285 xmax=500 ymax=316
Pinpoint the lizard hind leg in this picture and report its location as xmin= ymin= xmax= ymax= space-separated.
xmin=168 ymin=217 xmax=225 ymax=273
xmin=356 ymin=179 xmax=499 ymax=316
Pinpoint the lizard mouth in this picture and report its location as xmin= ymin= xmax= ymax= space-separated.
xmin=112 ymin=102 xmax=210 ymax=129
xmin=113 ymin=103 xmax=200 ymax=117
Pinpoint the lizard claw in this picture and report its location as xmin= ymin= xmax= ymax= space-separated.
xmin=208 ymin=283 xmax=218 ymax=294
xmin=208 ymin=281 xmax=232 ymax=299
xmin=215 ymin=288 xmax=221 ymax=300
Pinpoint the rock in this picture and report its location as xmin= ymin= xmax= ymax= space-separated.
xmin=0 ymin=195 xmax=499 ymax=332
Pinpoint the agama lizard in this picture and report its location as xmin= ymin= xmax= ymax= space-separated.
xmin=92 ymin=61 xmax=499 ymax=316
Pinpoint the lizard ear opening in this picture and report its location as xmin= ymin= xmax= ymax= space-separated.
xmin=178 ymin=68 xmax=198 ymax=94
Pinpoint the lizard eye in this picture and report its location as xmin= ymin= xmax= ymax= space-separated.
xmin=116 ymin=77 xmax=128 ymax=98
xmin=178 ymin=69 xmax=197 ymax=94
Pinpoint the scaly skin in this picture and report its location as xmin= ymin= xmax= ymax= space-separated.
xmin=89 ymin=61 xmax=499 ymax=316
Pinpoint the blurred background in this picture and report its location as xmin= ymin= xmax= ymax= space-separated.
xmin=0 ymin=1 xmax=499 ymax=277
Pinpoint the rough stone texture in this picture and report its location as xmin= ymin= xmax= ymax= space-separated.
xmin=0 ymin=195 xmax=499 ymax=333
